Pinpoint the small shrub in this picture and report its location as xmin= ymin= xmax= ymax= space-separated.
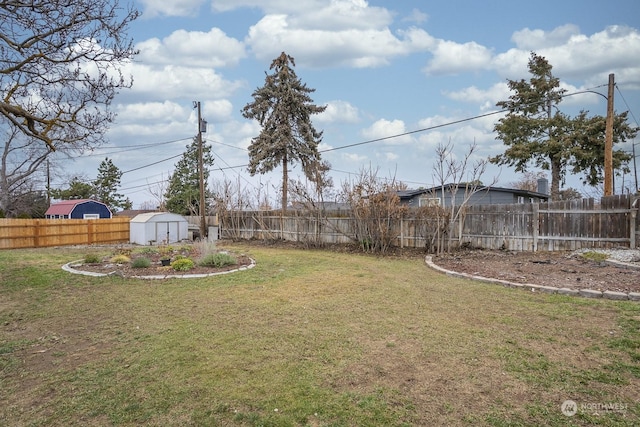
xmin=171 ymin=258 xmax=195 ymax=271
xmin=581 ymin=251 xmax=609 ymax=263
xmin=198 ymin=252 xmax=237 ymax=268
xmin=131 ymin=257 xmax=151 ymax=268
xmin=110 ymin=254 xmax=131 ymax=264
xmin=84 ymin=254 xmax=102 ymax=264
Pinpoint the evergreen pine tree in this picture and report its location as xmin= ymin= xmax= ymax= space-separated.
xmin=492 ymin=52 xmax=636 ymax=200
xmin=242 ymin=52 xmax=327 ymax=211
xmin=93 ymin=158 xmax=131 ymax=211
xmin=164 ymin=137 xmax=214 ymax=216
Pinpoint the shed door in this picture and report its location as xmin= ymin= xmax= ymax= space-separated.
xmin=155 ymin=221 xmax=180 ymax=244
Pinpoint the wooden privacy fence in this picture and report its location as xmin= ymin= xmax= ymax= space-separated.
xmin=220 ymin=195 xmax=640 ymax=251
xmin=461 ymin=195 xmax=637 ymax=251
xmin=0 ymin=218 xmax=130 ymax=249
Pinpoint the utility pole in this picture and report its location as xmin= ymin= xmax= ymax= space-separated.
xmin=604 ymin=73 xmax=614 ymax=196
xmin=195 ymin=101 xmax=207 ymax=240
xmin=46 ymin=159 xmax=51 ymax=205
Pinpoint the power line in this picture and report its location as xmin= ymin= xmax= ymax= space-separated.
xmin=320 ymin=109 xmax=507 ymax=153
xmin=77 ymin=137 xmax=193 ymax=158
xmin=121 ymin=153 xmax=183 ymax=174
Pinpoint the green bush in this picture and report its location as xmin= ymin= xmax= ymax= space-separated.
xmin=198 ymin=252 xmax=237 ymax=268
xmin=131 ymin=257 xmax=151 ymax=268
xmin=580 ymin=251 xmax=609 ymax=262
xmin=110 ymin=254 xmax=131 ymax=264
xmin=171 ymin=258 xmax=195 ymax=271
xmin=84 ymin=253 xmax=102 ymax=264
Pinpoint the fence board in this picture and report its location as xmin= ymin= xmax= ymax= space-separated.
xmin=220 ymin=195 xmax=639 ymax=252
xmin=0 ymin=218 xmax=130 ymax=249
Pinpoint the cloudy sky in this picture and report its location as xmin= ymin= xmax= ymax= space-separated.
xmin=52 ymin=0 xmax=640 ymax=208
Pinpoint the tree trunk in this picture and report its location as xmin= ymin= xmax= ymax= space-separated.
xmin=550 ymin=156 xmax=561 ymax=201
xmin=281 ymin=154 xmax=288 ymax=211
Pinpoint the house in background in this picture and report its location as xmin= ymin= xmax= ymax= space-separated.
xmin=398 ymin=179 xmax=550 ymax=208
xmin=45 ymin=199 xmax=112 ymax=219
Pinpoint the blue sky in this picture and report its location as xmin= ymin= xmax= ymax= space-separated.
xmin=51 ymin=0 xmax=640 ymax=208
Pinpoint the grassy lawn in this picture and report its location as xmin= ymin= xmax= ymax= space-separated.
xmin=1 ymin=242 xmax=639 ymax=426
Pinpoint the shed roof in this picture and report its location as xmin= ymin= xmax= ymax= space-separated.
xmin=45 ymin=199 xmax=107 ymax=216
xmin=130 ymin=212 xmax=187 ymax=223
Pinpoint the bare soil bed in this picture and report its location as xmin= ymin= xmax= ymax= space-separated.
xmin=430 ymin=249 xmax=640 ymax=294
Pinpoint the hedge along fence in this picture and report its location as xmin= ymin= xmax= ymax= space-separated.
xmin=219 ymin=194 xmax=640 ymax=252
xmin=0 ymin=217 xmax=130 ymax=249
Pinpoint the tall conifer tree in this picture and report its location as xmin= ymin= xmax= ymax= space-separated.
xmin=164 ymin=137 xmax=214 ymax=216
xmin=242 ymin=52 xmax=327 ymax=211
xmin=94 ymin=157 xmax=131 ymax=212
xmin=492 ymin=52 xmax=636 ymax=200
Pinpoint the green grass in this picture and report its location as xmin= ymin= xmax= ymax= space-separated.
xmin=1 ymin=243 xmax=639 ymax=426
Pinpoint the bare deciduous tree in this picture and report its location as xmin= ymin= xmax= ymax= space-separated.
xmin=431 ymin=140 xmax=497 ymax=253
xmin=341 ymin=166 xmax=408 ymax=253
xmin=0 ymin=0 xmax=139 ymax=151
xmin=0 ymin=126 xmax=49 ymax=216
xmin=288 ymin=160 xmax=335 ymax=247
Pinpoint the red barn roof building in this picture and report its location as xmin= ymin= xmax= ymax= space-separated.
xmin=45 ymin=199 xmax=112 ymax=219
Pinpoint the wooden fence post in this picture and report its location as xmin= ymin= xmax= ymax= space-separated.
xmin=532 ymin=204 xmax=539 ymax=252
xmin=631 ymin=209 xmax=637 ymax=248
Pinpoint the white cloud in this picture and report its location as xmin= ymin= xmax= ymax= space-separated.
xmin=210 ymin=0 xmax=325 ymax=14
xmin=136 ymin=28 xmax=246 ymax=68
xmin=361 ymin=119 xmax=413 ymax=144
xmin=423 ymin=40 xmax=493 ymax=75
xmin=246 ymin=14 xmax=425 ymax=68
xmin=202 ymin=99 xmax=234 ymax=123
xmin=493 ymin=25 xmax=640 ymax=87
xmin=403 ymin=8 xmax=428 ymax=24
xmin=381 ymin=151 xmax=399 ymax=161
xmin=139 ymin=0 xmax=205 ymax=18
xmin=127 ymin=64 xmax=244 ymax=100
xmin=240 ymin=1 xmax=432 ymax=69
xmin=342 ymin=152 xmax=368 ymax=163
xmin=544 ymin=26 xmax=640 ymax=81
xmin=511 ymin=24 xmax=581 ymax=50
xmin=444 ymin=83 xmax=510 ymax=111
xmin=317 ymin=100 xmax=360 ymax=124
xmin=290 ymin=0 xmax=392 ymax=31
xmin=115 ymin=101 xmax=186 ymax=123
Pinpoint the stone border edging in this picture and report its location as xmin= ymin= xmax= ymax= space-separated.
xmin=425 ymin=256 xmax=640 ymax=302
xmin=62 ymin=258 xmax=256 ymax=280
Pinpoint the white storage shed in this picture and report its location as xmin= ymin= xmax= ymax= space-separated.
xmin=130 ymin=212 xmax=189 ymax=245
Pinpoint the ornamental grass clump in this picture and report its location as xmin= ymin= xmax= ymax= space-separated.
xmin=131 ymin=257 xmax=151 ymax=269
xmin=198 ymin=252 xmax=237 ymax=268
xmin=110 ymin=254 xmax=131 ymax=264
xmin=84 ymin=253 xmax=102 ymax=264
xmin=171 ymin=258 xmax=195 ymax=271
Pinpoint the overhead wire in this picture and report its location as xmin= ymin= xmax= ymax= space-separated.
xmin=59 ymin=85 xmax=634 ymax=199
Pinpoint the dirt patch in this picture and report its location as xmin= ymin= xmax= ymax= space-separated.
xmin=430 ymin=250 xmax=640 ymax=294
